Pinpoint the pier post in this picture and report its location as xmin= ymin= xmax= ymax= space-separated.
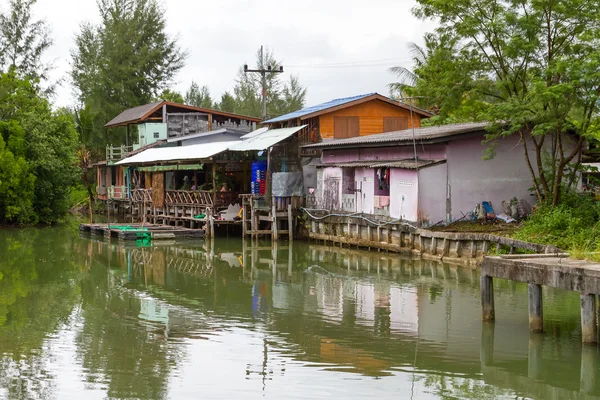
xmin=430 ymin=237 xmax=437 ymax=255
xmin=528 ymin=283 xmax=543 ymax=332
xmin=242 ymin=200 xmax=247 ymax=236
xmin=272 ymin=205 xmax=278 ymax=240
xmin=580 ymin=294 xmax=597 ymax=344
xmin=481 ymin=275 xmax=495 ymax=322
xmin=287 ymin=204 xmax=293 ymax=241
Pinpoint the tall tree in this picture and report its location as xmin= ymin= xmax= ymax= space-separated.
xmin=71 ymin=0 xmax=186 ymax=152
xmin=215 ymin=91 xmax=236 ymax=113
xmin=412 ymin=0 xmax=600 ymax=205
xmin=185 ymin=81 xmax=213 ymax=108
xmin=0 ymin=0 xmax=52 ymax=82
xmin=155 ymin=88 xmax=184 ymax=103
xmin=233 ymin=47 xmax=306 ymax=118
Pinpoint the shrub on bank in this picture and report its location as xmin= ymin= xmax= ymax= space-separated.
xmin=513 ymin=192 xmax=600 ymax=255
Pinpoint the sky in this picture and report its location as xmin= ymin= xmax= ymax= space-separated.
xmin=33 ymin=0 xmax=437 ymax=109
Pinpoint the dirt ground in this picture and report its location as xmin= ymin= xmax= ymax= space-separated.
xmin=429 ymin=220 xmax=520 ymax=236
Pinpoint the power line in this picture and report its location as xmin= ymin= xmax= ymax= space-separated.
xmin=286 ymin=56 xmax=415 ymax=68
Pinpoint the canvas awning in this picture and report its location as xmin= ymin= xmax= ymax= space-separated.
xmin=116 ymin=141 xmax=235 ymax=165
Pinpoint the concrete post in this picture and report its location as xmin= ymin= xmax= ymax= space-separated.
xmin=430 ymin=237 xmax=437 ymax=255
xmin=481 ymin=275 xmax=495 ymax=322
xmin=528 ymin=283 xmax=543 ymax=332
xmin=527 ymin=333 xmax=543 ymax=380
xmin=581 ymin=294 xmax=597 ymax=344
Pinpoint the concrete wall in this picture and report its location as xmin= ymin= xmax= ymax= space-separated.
xmin=322 ymin=167 xmax=343 ymax=209
xmin=446 ymin=135 xmax=534 ymax=220
xmin=389 ymin=168 xmax=418 ymax=221
xmin=418 ymin=163 xmax=448 ymax=225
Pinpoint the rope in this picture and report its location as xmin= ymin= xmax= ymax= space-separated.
xmin=301 ymin=208 xmax=418 ymax=229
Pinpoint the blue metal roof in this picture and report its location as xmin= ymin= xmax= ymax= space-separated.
xmin=263 ymin=93 xmax=377 ymax=124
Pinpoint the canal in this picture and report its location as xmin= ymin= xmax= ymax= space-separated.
xmin=0 ymin=223 xmax=598 ymax=399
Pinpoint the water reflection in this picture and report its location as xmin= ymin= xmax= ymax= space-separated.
xmin=1 ymin=227 xmax=600 ymax=399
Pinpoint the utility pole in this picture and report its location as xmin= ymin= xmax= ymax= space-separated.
xmin=244 ymin=45 xmax=284 ymax=120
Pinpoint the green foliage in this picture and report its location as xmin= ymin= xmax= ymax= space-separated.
xmin=0 ymin=0 xmax=52 ymax=84
xmin=185 ymin=81 xmax=213 ymax=108
xmin=156 ymin=88 xmax=184 ymax=104
xmin=514 ymin=193 xmax=600 ymax=253
xmin=0 ymin=72 xmax=79 ymax=224
xmin=231 ymin=47 xmax=307 ymax=118
xmin=71 ymin=0 xmax=186 ymax=152
xmin=410 ymin=0 xmax=600 ymax=205
xmin=215 ymin=91 xmax=236 ymax=113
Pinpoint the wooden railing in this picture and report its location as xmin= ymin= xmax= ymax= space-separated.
xmin=131 ymin=188 xmax=152 ymax=203
xmin=106 ymin=145 xmax=133 ymax=162
xmin=165 ymin=190 xmax=213 ymax=206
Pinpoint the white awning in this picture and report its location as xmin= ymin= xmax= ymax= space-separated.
xmin=229 ymin=125 xmax=306 ymax=151
xmin=115 ymin=126 xmax=306 ymax=165
xmin=116 ymin=141 xmax=236 ymax=165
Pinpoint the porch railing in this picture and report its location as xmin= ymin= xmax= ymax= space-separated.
xmin=106 ymin=144 xmax=133 ymax=162
xmin=107 ymin=185 xmax=127 ymax=199
xmin=165 ymin=190 xmax=213 ymax=206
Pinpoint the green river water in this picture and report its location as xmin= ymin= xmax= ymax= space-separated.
xmin=0 ymin=223 xmax=598 ymax=399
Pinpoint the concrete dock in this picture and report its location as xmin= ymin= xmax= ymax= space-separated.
xmin=79 ymin=223 xmax=205 ymax=240
xmin=482 ymin=254 xmax=600 ymax=343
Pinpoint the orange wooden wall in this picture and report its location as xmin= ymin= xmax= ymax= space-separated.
xmin=319 ymin=99 xmax=424 ymax=139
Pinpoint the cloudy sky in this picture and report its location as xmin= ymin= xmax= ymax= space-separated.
xmin=33 ymin=0 xmax=437 ymax=108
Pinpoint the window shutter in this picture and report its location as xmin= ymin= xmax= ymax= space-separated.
xmin=383 ymin=117 xmax=409 ymax=132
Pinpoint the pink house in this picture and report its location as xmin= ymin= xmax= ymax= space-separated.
xmin=304 ymin=122 xmax=580 ymax=226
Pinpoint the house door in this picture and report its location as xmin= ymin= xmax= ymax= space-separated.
xmin=361 ymin=177 xmax=375 ymax=214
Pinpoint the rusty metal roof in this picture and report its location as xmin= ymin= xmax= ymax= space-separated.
xmin=105 ymin=101 xmax=262 ymax=128
xmin=303 ymin=122 xmax=489 ymax=149
xmin=319 ymin=159 xmax=445 ymax=170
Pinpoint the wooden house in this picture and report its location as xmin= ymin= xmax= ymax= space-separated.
xmin=97 ymin=101 xmax=261 ymax=202
xmin=262 ymin=93 xmax=432 ymax=157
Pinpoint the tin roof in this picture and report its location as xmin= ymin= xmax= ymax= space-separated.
xmin=115 ymin=126 xmax=306 ymax=165
xmin=263 ymin=93 xmax=432 ymax=124
xmin=116 ymin=141 xmax=236 ymax=165
xmin=105 ymin=101 xmax=261 ymax=128
xmin=319 ymin=159 xmax=444 ymax=170
xmin=229 ymin=126 xmax=306 ymax=151
xmin=303 ymin=122 xmax=490 ymax=149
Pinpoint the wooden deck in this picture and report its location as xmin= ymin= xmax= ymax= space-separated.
xmin=79 ymin=223 xmax=204 ymax=240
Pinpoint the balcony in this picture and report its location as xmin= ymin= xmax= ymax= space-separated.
xmin=106 ymin=145 xmax=133 ymax=163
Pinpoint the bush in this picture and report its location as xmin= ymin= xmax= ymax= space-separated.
xmin=514 ymin=192 xmax=600 ymax=253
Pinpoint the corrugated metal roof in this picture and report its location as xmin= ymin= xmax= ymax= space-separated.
xmin=105 ymin=101 xmax=164 ymax=128
xmin=303 ymin=122 xmax=489 ymax=148
xmin=319 ymin=159 xmax=444 ymax=169
xmin=229 ymin=126 xmax=306 ymax=151
xmin=116 ymin=141 xmax=236 ymax=165
xmin=263 ymin=93 xmax=432 ymax=124
xmin=263 ymin=93 xmax=376 ymax=123
xmin=240 ymin=127 xmax=268 ymax=139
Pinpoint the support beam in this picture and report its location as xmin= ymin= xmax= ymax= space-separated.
xmin=580 ymin=294 xmax=597 ymax=344
xmin=481 ymin=275 xmax=495 ymax=322
xmin=528 ymin=283 xmax=543 ymax=332
xmin=287 ymin=204 xmax=293 ymax=241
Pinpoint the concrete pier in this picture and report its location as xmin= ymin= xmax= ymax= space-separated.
xmin=528 ymin=283 xmax=543 ymax=332
xmin=482 ymin=255 xmax=600 ymax=344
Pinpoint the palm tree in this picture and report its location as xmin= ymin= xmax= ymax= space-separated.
xmin=388 ymin=42 xmax=427 ymax=101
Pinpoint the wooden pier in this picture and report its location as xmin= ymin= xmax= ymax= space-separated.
xmin=79 ymin=223 xmax=204 ymax=240
xmin=481 ymin=254 xmax=600 ymax=344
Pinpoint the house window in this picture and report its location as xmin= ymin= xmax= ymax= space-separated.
xmin=334 ymin=116 xmax=359 ymax=139
xmin=383 ymin=117 xmax=408 ymax=132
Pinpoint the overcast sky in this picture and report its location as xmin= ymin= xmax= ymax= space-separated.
xmin=33 ymin=0 xmax=437 ymax=109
